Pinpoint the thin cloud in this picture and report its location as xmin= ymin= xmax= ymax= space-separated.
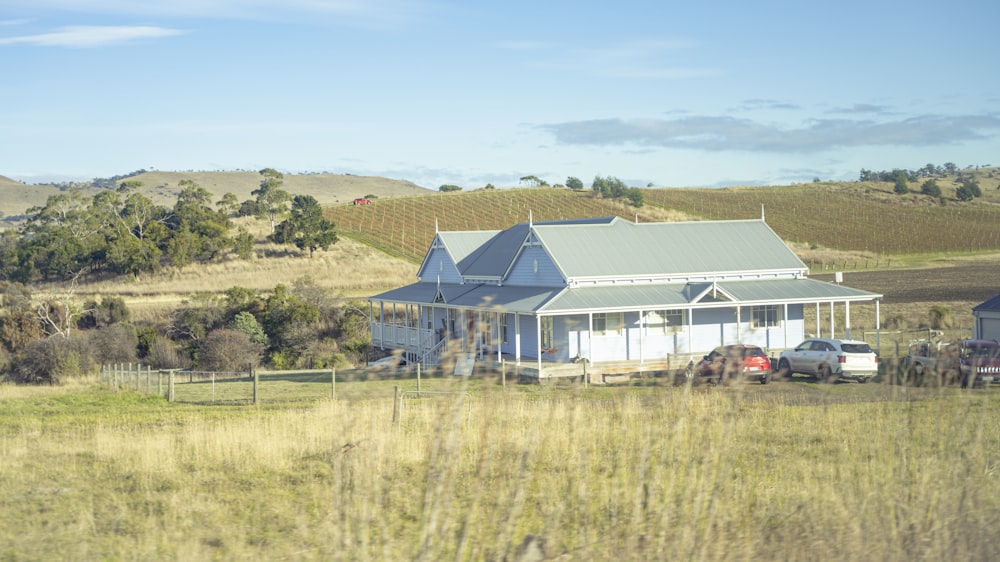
xmin=539 ymin=113 xmax=1000 ymax=153
xmin=512 ymin=36 xmax=717 ymax=80
xmin=735 ymin=98 xmax=800 ymax=112
xmin=828 ymin=103 xmax=893 ymax=115
xmin=0 ymin=25 xmax=185 ymax=47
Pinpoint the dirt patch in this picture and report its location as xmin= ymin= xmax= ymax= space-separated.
xmin=813 ymin=263 xmax=1000 ymax=304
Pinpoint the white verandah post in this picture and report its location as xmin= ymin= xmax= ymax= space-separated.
xmin=536 ymin=315 xmax=542 ymax=373
xmin=515 ymin=312 xmax=521 ymax=365
xmin=845 ymin=301 xmax=851 ymax=339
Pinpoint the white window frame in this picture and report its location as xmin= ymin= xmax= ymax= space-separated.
xmin=751 ymin=305 xmax=781 ymax=329
xmin=645 ymin=309 xmax=686 ymax=335
xmin=593 ymin=312 xmax=623 ymax=337
xmin=540 ymin=316 xmax=554 ymax=349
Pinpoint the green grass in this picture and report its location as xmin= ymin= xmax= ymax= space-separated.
xmin=2 ymin=381 xmax=998 ymax=560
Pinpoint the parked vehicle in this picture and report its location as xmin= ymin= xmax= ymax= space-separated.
xmin=693 ymin=344 xmax=771 ymax=384
xmin=353 ymin=198 xmax=372 ymax=205
xmin=903 ymin=339 xmax=1000 ymax=388
xmin=776 ymin=338 xmax=878 ymax=383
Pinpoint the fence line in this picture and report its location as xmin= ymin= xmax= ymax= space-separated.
xmin=99 ymin=364 xmax=337 ymax=405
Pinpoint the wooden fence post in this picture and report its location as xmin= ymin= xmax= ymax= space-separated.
xmin=168 ymin=369 xmax=175 ymax=402
xmin=252 ymin=365 xmax=259 ymax=405
xmin=502 ymin=358 xmax=506 ymax=390
xmin=331 ymin=368 xmax=336 ymax=400
xmin=392 ymin=385 xmax=400 ymax=427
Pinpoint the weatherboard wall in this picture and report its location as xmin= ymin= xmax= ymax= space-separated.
xmin=505 ymin=245 xmax=564 ymax=287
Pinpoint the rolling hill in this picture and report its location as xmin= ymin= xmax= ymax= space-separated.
xmin=325 ymin=178 xmax=1000 ymax=264
xmin=0 ymin=170 xmax=432 ymax=224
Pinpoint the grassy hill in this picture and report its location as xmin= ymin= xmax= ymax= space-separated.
xmin=325 ymin=174 xmax=1000 ymax=265
xmin=0 ymin=170 xmax=432 ymax=225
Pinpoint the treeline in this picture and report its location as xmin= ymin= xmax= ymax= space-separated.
xmin=0 ymin=169 xmax=336 ymax=283
xmin=0 ymin=279 xmax=370 ymax=384
xmin=859 ymin=162 xmax=993 ymax=201
xmin=446 ymin=174 xmax=645 ymax=206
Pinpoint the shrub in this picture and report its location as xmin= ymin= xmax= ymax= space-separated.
xmin=87 ymin=325 xmax=139 ymax=365
xmin=145 ymin=336 xmax=189 ymax=370
xmin=929 ymin=305 xmax=953 ymax=330
xmin=78 ymin=296 xmax=130 ymax=329
xmin=196 ymin=329 xmax=262 ymax=371
xmin=8 ymin=335 xmax=95 ymax=384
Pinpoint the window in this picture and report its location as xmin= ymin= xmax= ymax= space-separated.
xmin=593 ymin=312 xmax=623 ymax=336
xmin=751 ymin=305 xmax=780 ymax=329
xmin=645 ymin=309 xmax=686 ymax=335
xmin=499 ymin=314 xmax=509 ymax=344
xmin=540 ymin=316 xmax=553 ymax=350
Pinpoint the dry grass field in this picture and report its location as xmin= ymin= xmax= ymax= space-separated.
xmin=1 ymin=378 xmax=998 ymax=560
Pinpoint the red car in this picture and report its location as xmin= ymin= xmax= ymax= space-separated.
xmin=694 ymin=344 xmax=772 ymax=384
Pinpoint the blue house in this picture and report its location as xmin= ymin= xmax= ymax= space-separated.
xmin=368 ymin=216 xmax=882 ymax=379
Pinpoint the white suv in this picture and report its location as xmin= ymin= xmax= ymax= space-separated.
xmin=777 ymin=338 xmax=878 ymax=383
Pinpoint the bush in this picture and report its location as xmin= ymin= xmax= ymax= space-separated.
xmin=145 ymin=336 xmax=189 ymax=370
xmin=196 ymin=328 xmax=262 ymax=371
xmin=8 ymin=335 xmax=95 ymax=384
xmin=87 ymin=325 xmax=139 ymax=365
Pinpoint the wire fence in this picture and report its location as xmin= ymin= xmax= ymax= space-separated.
xmin=98 ymin=364 xmax=338 ymax=405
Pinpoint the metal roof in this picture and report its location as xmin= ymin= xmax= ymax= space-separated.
xmin=373 ymin=277 xmax=880 ymax=314
xmin=539 ymin=278 xmax=879 ymax=313
xmin=974 ymin=293 xmax=1000 ymax=312
xmin=532 ymin=217 xmax=807 ymax=279
xmin=372 ymin=282 xmax=563 ymax=313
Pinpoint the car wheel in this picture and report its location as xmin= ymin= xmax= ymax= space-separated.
xmin=760 ymin=375 xmax=769 ymax=385
xmin=777 ymin=359 xmax=791 ymax=379
xmin=817 ymin=364 xmax=833 ymax=383
xmin=859 ymin=377 xmax=869 ymax=384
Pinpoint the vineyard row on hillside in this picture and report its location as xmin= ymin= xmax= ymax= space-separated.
xmin=324 ymin=186 xmax=1000 ymax=264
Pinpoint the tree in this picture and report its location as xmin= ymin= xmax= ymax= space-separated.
xmin=959 ymin=178 xmax=982 ymax=198
xmin=217 ymin=192 xmax=240 ymax=216
xmin=519 ymin=175 xmax=547 ymax=187
xmin=172 ymin=180 xmax=232 ymax=261
xmin=438 ymin=185 xmax=462 ymax=192
xmin=592 ymin=175 xmax=628 ymax=198
xmin=253 ymin=168 xmax=291 ymax=233
xmin=626 ymin=187 xmax=644 ymax=207
xmin=892 ymin=169 xmax=909 ymax=194
xmin=269 ymin=195 xmax=338 ymax=257
xmin=920 ymin=179 xmax=942 ymax=198
xmin=231 ymin=226 xmax=255 ymax=260
xmin=566 ymin=176 xmax=584 ymax=190
xmin=231 ymin=311 xmax=269 ymax=347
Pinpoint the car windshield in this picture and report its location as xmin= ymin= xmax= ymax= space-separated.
xmin=965 ymin=344 xmax=1000 ymax=358
xmin=840 ymin=343 xmax=873 ymax=354
xmin=744 ymin=347 xmax=767 ymax=357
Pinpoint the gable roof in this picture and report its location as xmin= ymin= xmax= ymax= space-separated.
xmin=974 ymin=293 xmax=1000 ymax=312
xmin=419 ymin=217 xmax=620 ymax=281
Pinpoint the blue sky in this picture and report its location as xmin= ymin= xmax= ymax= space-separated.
xmin=2 ymin=0 xmax=998 ymax=188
